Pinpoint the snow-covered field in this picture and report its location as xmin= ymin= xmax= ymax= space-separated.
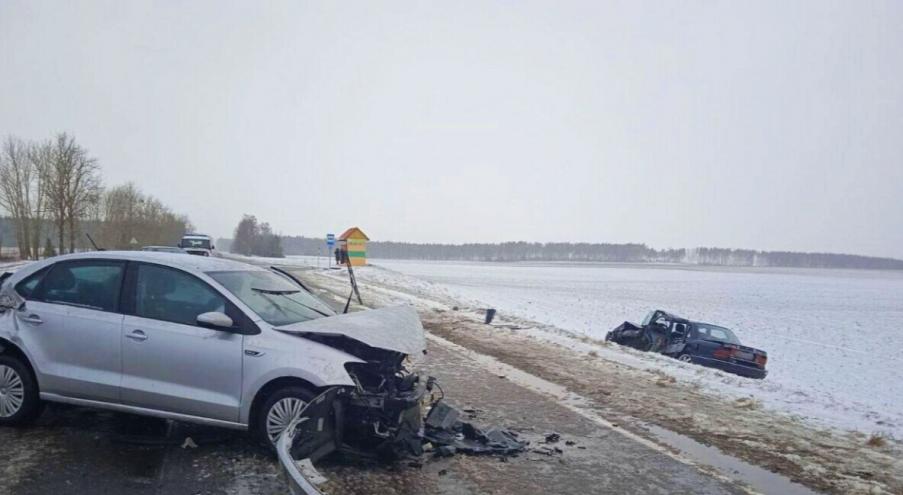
xmin=351 ymin=259 xmax=903 ymax=439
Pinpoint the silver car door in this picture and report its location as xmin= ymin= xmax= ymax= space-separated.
xmin=15 ymin=260 xmax=125 ymax=403
xmin=120 ymin=262 xmax=243 ymax=422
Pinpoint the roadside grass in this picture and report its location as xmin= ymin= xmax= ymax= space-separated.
xmin=655 ymin=375 xmax=677 ymax=387
xmin=866 ymin=432 xmax=888 ymax=448
xmin=735 ymin=397 xmax=762 ymax=410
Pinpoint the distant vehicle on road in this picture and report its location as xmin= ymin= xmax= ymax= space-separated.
xmin=141 ymin=246 xmax=186 ymax=254
xmin=606 ymin=310 xmax=768 ymax=379
xmin=179 ymin=233 xmax=215 ymax=256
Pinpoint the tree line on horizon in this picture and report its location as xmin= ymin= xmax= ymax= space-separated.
xmin=215 ymin=235 xmax=903 ymax=270
xmin=0 ymin=134 xmax=192 ymax=258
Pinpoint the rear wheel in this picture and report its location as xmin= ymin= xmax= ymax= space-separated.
xmin=677 ymin=354 xmax=693 ymax=363
xmin=0 ymin=355 xmax=41 ymax=426
xmin=254 ymin=385 xmax=317 ymax=448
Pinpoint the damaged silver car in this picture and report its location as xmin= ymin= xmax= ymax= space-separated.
xmin=0 ymin=252 xmax=427 ymax=463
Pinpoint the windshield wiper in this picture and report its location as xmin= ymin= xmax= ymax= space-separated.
xmin=251 ymin=288 xmax=332 ymax=318
xmin=252 ymin=287 xmax=300 ymax=295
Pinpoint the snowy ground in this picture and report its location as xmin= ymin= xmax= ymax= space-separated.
xmin=363 ymin=259 xmax=903 ymax=439
xmin=274 ymin=255 xmax=903 ymax=440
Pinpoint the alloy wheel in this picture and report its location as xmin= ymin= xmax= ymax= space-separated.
xmin=266 ymin=397 xmax=307 ymax=443
xmin=0 ymin=365 xmax=25 ymax=418
xmin=678 ymin=354 xmax=693 ymax=363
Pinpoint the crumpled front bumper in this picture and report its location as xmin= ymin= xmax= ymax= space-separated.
xmin=276 ymin=422 xmax=324 ymax=495
xmin=277 ymin=429 xmax=325 ymax=495
xmin=276 ymin=382 xmax=427 ymax=494
xmin=277 ymin=387 xmax=344 ymax=495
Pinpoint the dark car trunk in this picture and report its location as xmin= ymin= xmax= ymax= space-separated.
xmin=710 ymin=341 xmax=767 ymax=369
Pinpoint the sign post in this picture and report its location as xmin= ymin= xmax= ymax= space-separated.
xmin=326 ymin=233 xmax=335 ymax=268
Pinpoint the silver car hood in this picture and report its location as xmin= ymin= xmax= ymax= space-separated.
xmin=273 ymin=305 xmax=426 ymax=355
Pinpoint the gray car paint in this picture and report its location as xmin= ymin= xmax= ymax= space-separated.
xmin=0 ymin=252 xmax=412 ymax=429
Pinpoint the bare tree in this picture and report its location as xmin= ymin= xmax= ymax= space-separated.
xmin=44 ymin=133 xmax=101 ymax=254
xmin=0 ymin=137 xmax=35 ymax=259
xmin=45 ymin=134 xmax=71 ymax=254
xmin=27 ymin=139 xmax=52 ymax=259
xmin=2 ymin=133 xmax=189 ymax=257
xmin=98 ymin=183 xmax=190 ymax=249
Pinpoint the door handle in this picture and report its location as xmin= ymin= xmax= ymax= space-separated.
xmin=126 ymin=330 xmax=148 ymax=342
xmin=20 ymin=313 xmax=43 ymax=325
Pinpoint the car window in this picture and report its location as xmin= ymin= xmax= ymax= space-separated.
xmin=709 ymin=328 xmax=728 ymax=340
xmin=135 ymin=264 xmax=226 ymax=326
xmin=39 ymin=261 xmax=125 ymax=312
xmin=694 ymin=324 xmax=740 ymax=344
xmin=16 ymin=267 xmax=50 ymax=299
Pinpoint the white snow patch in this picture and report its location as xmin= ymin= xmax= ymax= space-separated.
xmin=364 ymin=259 xmax=903 ymax=439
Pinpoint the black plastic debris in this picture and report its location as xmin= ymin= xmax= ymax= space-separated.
xmin=531 ymin=445 xmax=564 ymax=456
xmin=425 ymin=401 xmax=460 ymax=430
xmin=485 ymin=308 xmax=497 ymax=324
xmin=544 ymin=432 xmax=560 ymax=444
xmin=435 ymin=445 xmax=457 ymax=457
xmin=423 ymin=400 xmax=527 ymax=456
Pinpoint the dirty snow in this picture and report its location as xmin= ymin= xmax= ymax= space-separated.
xmin=268 ymin=256 xmax=899 ymax=442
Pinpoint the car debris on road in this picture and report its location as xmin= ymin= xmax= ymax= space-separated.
xmin=277 ymin=381 xmax=529 ymax=494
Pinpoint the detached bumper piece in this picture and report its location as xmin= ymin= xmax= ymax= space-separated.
xmin=278 ymin=387 xmax=343 ymax=495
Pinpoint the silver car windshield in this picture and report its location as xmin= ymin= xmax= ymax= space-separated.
xmin=208 ymin=270 xmax=335 ymax=325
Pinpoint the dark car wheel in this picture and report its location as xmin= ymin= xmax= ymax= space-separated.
xmin=254 ymin=385 xmax=317 ymax=449
xmin=677 ymin=354 xmax=693 ymax=363
xmin=0 ymin=355 xmax=42 ymax=426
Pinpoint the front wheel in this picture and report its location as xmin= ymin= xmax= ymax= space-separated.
xmin=254 ymin=385 xmax=316 ymax=448
xmin=677 ymin=354 xmax=693 ymax=364
xmin=0 ymin=355 xmax=42 ymax=426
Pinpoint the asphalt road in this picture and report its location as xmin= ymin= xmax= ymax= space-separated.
xmin=0 ymin=335 xmax=750 ymax=495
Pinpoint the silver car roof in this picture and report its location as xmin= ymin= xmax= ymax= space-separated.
xmin=28 ymin=251 xmax=262 ymax=275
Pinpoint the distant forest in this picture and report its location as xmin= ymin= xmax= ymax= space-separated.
xmin=215 ymin=236 xmax=903 ymax=270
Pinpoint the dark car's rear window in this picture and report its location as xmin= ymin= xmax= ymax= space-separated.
xmin=694 ymin=324 xmax=740 ymax=344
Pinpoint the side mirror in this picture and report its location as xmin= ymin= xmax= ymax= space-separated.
xmin=197 ymin=311 xmax=234 ymax=330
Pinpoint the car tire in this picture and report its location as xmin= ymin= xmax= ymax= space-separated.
xmin=677 ymin=354 xmax=693 ymax=363
xmin=254 ymin=385 xmax=317 ymax=450
xmin=0 ymin=355 xmax=42 ymax=426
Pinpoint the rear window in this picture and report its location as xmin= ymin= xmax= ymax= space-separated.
xmin=181 ymin=238 xmax=211 ymax=249
xmin=37 ymin=261 xmax=125 ymax=312
xmin=695 ymin=324 xmax=740 ymax=344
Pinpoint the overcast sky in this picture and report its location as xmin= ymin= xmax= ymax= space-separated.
xmin=2 ymin=1 xmax=902 ymax=258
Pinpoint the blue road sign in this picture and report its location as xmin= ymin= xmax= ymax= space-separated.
xmin=326 ymin=233 xmax=335 ymax=247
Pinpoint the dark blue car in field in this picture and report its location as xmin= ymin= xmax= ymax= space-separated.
xmin=606 ymin=310 xmax=768 ymax=379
